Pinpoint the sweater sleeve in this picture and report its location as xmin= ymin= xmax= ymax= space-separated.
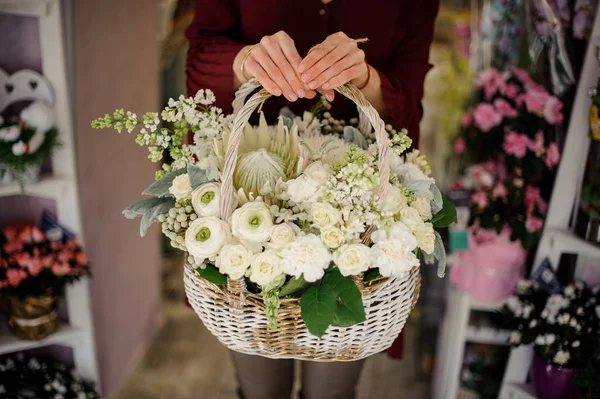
xmin=185 ymin=0 xmax=246 ymax=113
xmin=378 ymin=0 xmax=439 ymax=146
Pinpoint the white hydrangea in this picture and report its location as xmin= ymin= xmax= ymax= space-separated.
xmin=280 ymin=234 xmax=332 ymax=282
xmin=553 ymin=350 xmax=570 ymax=365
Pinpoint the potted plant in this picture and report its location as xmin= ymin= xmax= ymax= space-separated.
xmin=575 ymin=359 xmax=600 ymax=399
xmin=0 ymin=224 xmax=91 ymax=340
xmin=0 ymin=101 xmax=59 ymax=187
xmin=502 ymin=280 xmax=600 ymax=399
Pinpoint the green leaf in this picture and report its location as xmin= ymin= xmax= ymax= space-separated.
xmin=140 ymin=200 xmax=174 ymax=237
xmin=196 ymin=265 xmax=227 ymax=285
xmin=432 ymin=196 xmax=457 ymax=228
xmin=323 ymin=270 xmax=366 ymax=327
xmin=300 ymin=286 xmax=337 ymax=337
xmin=187 ymin=164 xmax=216 ymax=190
xmin=142 ymin=168 xmax=187 ymax=197
xmin=279 ymin=276 xmax=310 ymax=297
xmin=123 ymin=197 xmax=173 ymax=219
xmin=364 ymin=269 xmax=381 ymax=283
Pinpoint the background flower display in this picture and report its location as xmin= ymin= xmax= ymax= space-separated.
xmin=0 ymin=353 xmax=99 ymax=398
xmin=92 ymin=87 xmax=456 ymax=337
xmin=0 ymin=101 xmax=59 ymax=187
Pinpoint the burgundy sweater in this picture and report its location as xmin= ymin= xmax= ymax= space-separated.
xmin=185 ymin=0 xmax=439 ymax=145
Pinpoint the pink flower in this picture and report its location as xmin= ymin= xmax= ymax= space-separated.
xmin=512 ymin=68 xmax=532 ymax=84
xmin=461 ymin=109 xmax=473 ymax=127
xmin=524 ymin=89 xmax=549 ymax=114
xmin=545 ymin=143 xmax=561 ymax=168
xmin=27 ymin=258 xmax=43 ymax=276
xmin=525 ymin=215 xmax=544 ymax=233
xmin=502 ymin=83 xmax=520 ymax=99
xmin=52 ymin=262 xmax=71 ymax=276
xmin=6 ymin=269 xmax=27 ymax=287
xmin=527 ymin=131 xmax=545 ymax=157
xmin=494 ymin=98 xmax=518 ymax=118
xmin=17 ymin=226 xmax=33 ymax=244
xmin=543 ymin=96 xmax=564 ymax=125
xmin=3 ymin=240 xmax=22 ymax=254
xmin=537 ymin=198 xmax=548 ymax=215
xmin=14 ymin=252 xmax=31 ymax=268
xmin=76 ymin=252 xmax=89 ymax=265
xmin=2 ymin=226 xmax=18 ymax=241
xmin=31 ymin=227 xmax=46 ymax=243
xmin=454 ymin=138 xmax=466 ymax=154
xmin=477 ymin=69 xmax=506 ymax=99
xmin=525 ymin=186 xmax=541 ymax=212
xmin=503 ymin=131 xmax=529 ymax=158
xmin=513 ymin=178 xmax=524 ymax=188
xmin=470 ymin=192 xmax=489 ymax=208
xmin=473 ymin=103 xmax=503 ymax=132
xmin=493 ymin=183 xmax=508 ymax=202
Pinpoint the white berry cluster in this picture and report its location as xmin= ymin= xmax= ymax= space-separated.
xmin=159 ymin=201 xmax=198 ymax=250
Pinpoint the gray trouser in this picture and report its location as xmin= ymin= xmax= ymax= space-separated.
xmin=230 ymin=350 xmax=366 ymax=399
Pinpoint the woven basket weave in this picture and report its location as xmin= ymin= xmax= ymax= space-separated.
xmin=183 ymin=80 xmax=422 ymax=361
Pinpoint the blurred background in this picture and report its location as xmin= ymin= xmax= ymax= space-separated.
xmin=1 ymin=0 xmax=600 ymax=398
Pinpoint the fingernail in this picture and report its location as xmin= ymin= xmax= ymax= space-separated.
xmin=274 ymin=88 xmax=282 ymax=96
xmin=298 ymin=63 xmax=306 ymax=73
xmin=297 ymin=88 xmax=305 ymax=98
xmin=288 ymin=93 xmax=298 ymax=101
xmin=326 ymin=94 xmax=334 ymax=101
xmin=308 ymin=81 xmax=318 ymax=89
xmin=301 ymin=74 xmax=311 ymax=83
xmin=322 ymin=83 xmax=331 ymax=90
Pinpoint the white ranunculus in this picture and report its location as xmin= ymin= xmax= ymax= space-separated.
xmin=286 ymin=175 xmax=323 ymax=204
xmin=20 ymin=101 xmax=55 ymax=132
xmin=267 ymin=223 xmax=298 ymax=251
xmin=413 ymin=222 xmax=435 ymax=255
xmin=333 ymin=244 xmax=371 ymax=276
xmin=216 ymin=243 xmax=252 ymax=279
xmin=231 ymin=201 xmax=273 ymax=244
xmin=376 ymin=185 xmax=407 ymax=215
xmin=249 ymin=250 xmax=284 ymax=287
xmin=371 ymin=222 xmax=419 ymax=277
xmin=184 ymin=216 xmax=230 ymax=262
xmin=191 ymin=182 xmax=220 ymax=217
xmin=0 ymin=125 xmax=20 ymax=142
xmin=412 ymin=195 xmax=432 ymax=221
xmin=302 ymin=161 xmax=330 ymax=184
xmin=310 ymin=202 xmax=341 ymax=229
xmin=320 ymin=226 xmax=345 ymax=249
xmin=169 ymin=174 xmax=193 ymax=200
xmin=280 ymin=234 xmax=332 ymax=282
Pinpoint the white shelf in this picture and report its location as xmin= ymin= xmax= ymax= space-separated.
xmin=545 ymin=228 xmax=600 ymax=259
xmin=466 ymin=325 xmax=511 ymax=345
xmin=0 ymin=175 xmax=72 ymax=200
xmin=500 ymin=383 xmax=536 ymax=399
xmin=0 ymin=322 xmax=85 ymax=355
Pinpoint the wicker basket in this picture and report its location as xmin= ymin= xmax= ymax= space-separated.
xmin=183 ymin=80 xmax=422 ymax=361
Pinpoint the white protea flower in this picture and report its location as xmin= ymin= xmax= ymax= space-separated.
xmin=298 ymin=131 xmax=350 ymax=166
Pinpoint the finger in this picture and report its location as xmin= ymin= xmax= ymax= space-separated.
xmin=253 ymin=45 xmax=298 ymax=101
xmin=302 ymin=45 xmax=351 ymax=88
xmin=245 ymin=59 xmax=282 ymax=96
xmin=298 ymin=46 xmax=333 ymax=74
xmin=317 ymin=51 xmax=364 ymax=90
xmin=320 ymin=64 xmax=364 ymax=90
xmin=317 ymin=88 xmax=335 ymax=102
xmin=264 ymin=41 xmax=307 ymax=98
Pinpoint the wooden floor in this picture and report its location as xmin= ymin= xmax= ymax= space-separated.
xmin=115 ymin=255 xmax=431 ymax=399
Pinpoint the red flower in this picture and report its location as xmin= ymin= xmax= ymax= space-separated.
xmin=6 ymin=269 xmax=27 ymax=287
xmin=3 ymin=240 xmax=23 ymax=255
xmin=75 ymin=252 xmax=89 ymax=265
xmin=52 ymin=262 xmax=71 ymax=276
xmin=14 ymin=252 xmax=31 ymax=268
xmin=31 ymin=226 xmax=46 ymax=243
xmin=27 ymin=257 xmax=43 ymax=276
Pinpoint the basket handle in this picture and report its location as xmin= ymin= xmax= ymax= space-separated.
xmin=220 ymin=79 xmax=391 ymax=220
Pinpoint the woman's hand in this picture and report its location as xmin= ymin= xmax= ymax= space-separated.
xmin=297 ymin=32 xmax=369 ymax=100
xmin=233 ymin=31 xmax=317 ymax=102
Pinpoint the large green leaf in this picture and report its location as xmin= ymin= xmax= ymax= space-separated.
xmin=123 ymin=197 xmax=172 ymax=219
xmin=196 ymin=265 xmax=227 ymax=285
xmin=363 ymin=269 xmax=381 ymax=283
xmin=300 ymin=286 xmax=337 ymax=337
xmin=279 ymin=276 xmax=309 ymax=297
xmin=142 ymin=168 xmax=187 ymax=197
xmin=431 ymin=196 xmax=457 ymax=228
xmin=323 ymin=270 xmax=366 ymax=327
xmin=140 ymin=200 xmax=174 ymax=237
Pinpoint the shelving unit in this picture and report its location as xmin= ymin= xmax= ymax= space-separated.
xmin=0 ymin=0 xmax=99 ymax=384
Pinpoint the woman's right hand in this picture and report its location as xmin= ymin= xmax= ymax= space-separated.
xmin=233 ymin=31 xmax=319 ymax=102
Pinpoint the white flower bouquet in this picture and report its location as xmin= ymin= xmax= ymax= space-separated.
xmin=92 ymin=81 xmax=456 ymax=339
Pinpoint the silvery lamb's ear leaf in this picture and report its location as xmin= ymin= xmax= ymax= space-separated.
xmin=279 ymin=107 xmax=296 ymax=121
xmin=422 ymin=231 xmax=447 ymax=278
xmin=187 ymin=164 xmax=211 ymax=190
xmin=140 ymin=200 xmax=175 ymax=237
xmin=343 ymin=126 xmax=369 ymax=149
xmin=404 ymin=180 xmax=433 ymax=196
xmin=142 ymin=168 xmax=187 ymax=197
xmin=123 ymin=197 xmax=172 ymax=219
xmin=429 ymin=184 xmax=443 ymax=214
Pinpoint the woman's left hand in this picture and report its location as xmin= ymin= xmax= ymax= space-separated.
xmin=297 ymin=32 xmax=369 ymax=99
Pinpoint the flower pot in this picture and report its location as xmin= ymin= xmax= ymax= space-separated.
xmin=8 ymin=295 xmax=60 ymax=341
xmin=533 ymin=354 xmax=579 ymax=399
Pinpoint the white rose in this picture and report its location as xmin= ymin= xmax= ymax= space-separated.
xmin=371 ymin=222 xmax=419 ymax=277
xmin=231 ymin=201 xmax=273 ymax=244
xmin=169 ymin=174 xmax=193 ymax=200
xmin=20 ymin=101 xmax=55 ymax=132
xmin=333 ymin=244 xmax=371 ymax=276
xmin=184 ymin=216 xmax=230 ymax=262
xmin=321 ymin=226 xmax=345 ymax=249
xmin=280 ymin=234 xmax=332 ymax=282
xmin=216 ymin=244 xmax=252 ymax=279
xmin=393 ymin=162 xmax=434 ymax=183
xmin=192 ymin=182 xmax=220 ymax=217
xmin=286 ymin=175 xmax=323 ymax=204
xmin=414 ymin=222 xmax=435 ymax=255
xmin=400 ymin=206 xmax=423 ymax=231
xmin=376 ymin=185 xmax=407 ymax=215
xmin=302 ymin=161 xmax=330 ymax=184
xmin=412 ymin=195 xmax=432 ymax=220
xmin=310 ymin=202 xmax=341 ymax=229
xmin=267 ymin=223 xmax=298 ymax=251
xmin=249 ymin=250 xmax=284 ymax=287
xmin=0 ymin=125 xmax=20 ymax=142
xmin=262 ymin=273 xmax=287 ymax=291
